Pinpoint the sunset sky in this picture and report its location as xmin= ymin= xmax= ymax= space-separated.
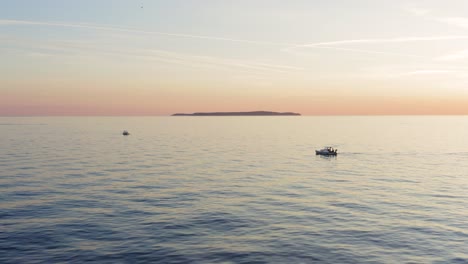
xmin=2 ymin=0 xmax=468 ymax=115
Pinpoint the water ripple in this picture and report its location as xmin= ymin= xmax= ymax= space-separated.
xmin=2 ymin=116 xmax=468 ymax=263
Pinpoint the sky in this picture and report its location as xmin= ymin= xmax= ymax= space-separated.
xmin=1 ymin=0 xmax=468 ymax=115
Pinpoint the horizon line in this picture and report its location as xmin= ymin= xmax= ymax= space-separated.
xmin=2 ymin=114 xmax=468 ymax=117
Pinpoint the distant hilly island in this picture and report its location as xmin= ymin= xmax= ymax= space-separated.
xmin=172 ymin=111 xmax=301 ymax=116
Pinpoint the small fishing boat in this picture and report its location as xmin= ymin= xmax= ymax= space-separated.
xmin=316 ymin=147 xmax=337 ymax=156
xmin=122 ymin=130 xmax=130 ymax=136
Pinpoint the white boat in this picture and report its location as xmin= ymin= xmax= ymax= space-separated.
xmin=316 ymin=147 xmax=337 ymax=156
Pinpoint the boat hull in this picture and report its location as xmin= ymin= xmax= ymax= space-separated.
xmin=315 ymin=150 xmax=337 ymax=156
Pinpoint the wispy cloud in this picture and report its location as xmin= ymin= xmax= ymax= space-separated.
xmin=436 ymin=49 xmax=468 ymax=61
xmin=401 ymin=3 xmax=468 ymax=30
xmin=284 ymin=45 xmax=426 ymax=59
xmin=142 ymin=49 xmax=304 ymax=73
xmin=402 ymin=4 xmax=468 ymax=31
xmin=283 ymin=36 xmax=468 ymax=59
xmin=436 ymin=17 xmax=468 ymax=29
xmin=1 ymin=35 xmax=303 ymax=74
xmin=281 ymin=2 xmax=468 ymax=66
xmin=295 ymin=36 xmax=468 ymax=47
xmin=399 ymin=5 xmax=468 ymax=64
xmin=403 ymin=70 xmax=455 ymax=75
xmin=0 ymin=19 xmax=293 ymax=46
xmin=0 ymin=19 xmax=307 ymax=74
xmin=403 ymin=4 xmax=431 ymax=16
xmin=5 ymin=19 xmax=468 ymax=62
xmin=400 ymin=7 xmax=468 ymax=62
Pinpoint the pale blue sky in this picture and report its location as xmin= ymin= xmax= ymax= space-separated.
xmin=2 ymin=0 xmax=468 ymax=115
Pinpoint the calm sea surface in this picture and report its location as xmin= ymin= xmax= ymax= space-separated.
xmin=1 ymin=116 xmax=468 ymax=263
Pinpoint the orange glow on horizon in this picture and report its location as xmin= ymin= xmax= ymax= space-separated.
xmin=2 ymin=93 xmax=468 ymax=116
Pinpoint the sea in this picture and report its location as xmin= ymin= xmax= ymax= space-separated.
xmin=1 ymin=116 xmax=468 ymax=263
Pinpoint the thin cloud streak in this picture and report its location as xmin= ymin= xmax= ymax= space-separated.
xmin=402 ymin=3 xmax=468 ymax=30
xmin=436 ymin=17 xmax=468 ymax=29
xmin=1 ymin=36 xmax=303 ymax=74
xmin=0 ymin=19 xmax=294 ymax=46
xmin=296 ymin=36 xmax=468 ymax=47
xmin=400 ymin=6 xmax=468 ymax=64
xmin=284 ymin=45 xmax=425 ymax=59
xmin=402 ymin=3 xmax=432 ymax=16
xmin=403 ymin=70 xmax=455 ymax=75
xmin=143 ymin=49 xmax=303 ymax=73
xmin=113 ymin=49 xmax=301 ymax=74
xmin=283 ymin=35 xmax=468 ymax=60
xmin=436 ymin=49 xmax=468 ymax=61
xmin=5 ymin=19 xmax=467 ymax=62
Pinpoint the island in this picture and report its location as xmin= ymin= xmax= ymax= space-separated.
xmin=172 ymin=111 xmax=301 ymax=116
